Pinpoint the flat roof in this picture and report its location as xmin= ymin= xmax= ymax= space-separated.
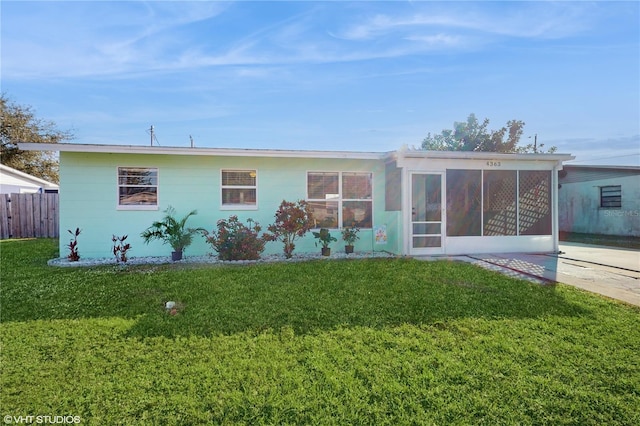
xmin=18 ymin=142 xmax=574 ymax=162
xmin=396 ymin=147 xmax=574 ymax=162
xmin=563 ymin=164 xmax=639 ymax=172
xmin=18 ymin=142 xmax=386 ymax=160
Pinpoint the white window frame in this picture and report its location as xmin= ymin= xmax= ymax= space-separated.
xmin=117 ymin=167 xmax=159 ymax=211
xmin=306 ymin=171 xmax=373 ymax=229
xmin=220 ymin=169 xmax=258 ymax=210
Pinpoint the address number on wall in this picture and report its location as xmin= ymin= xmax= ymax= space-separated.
xmin=486 ymin=161 xmax=501 ymax=167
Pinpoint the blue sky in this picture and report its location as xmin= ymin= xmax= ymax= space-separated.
xmin=2 ymin=1 xmax=639 ymax=165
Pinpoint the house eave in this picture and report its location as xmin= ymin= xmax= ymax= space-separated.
xmin=396 ymin=149 xmax=574 ymax=162
xmin=19 ymin=142 xmax=575 ymax=164
xmin=18 ymin=142 xmax=387 ymax=160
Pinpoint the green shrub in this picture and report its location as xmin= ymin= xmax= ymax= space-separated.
xmin=204 ymin=216 xmax=265 ymax=261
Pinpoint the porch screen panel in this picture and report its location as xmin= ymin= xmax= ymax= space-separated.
xmin=483 ymin=170 xmax=517 ymax=236
xmin=446 ymin=169 xmax=481 ymax=236
xmin=519 ymin=171 xmax=551 ymax=235
xmin=412 ymin=174 xmax=441 ymax=222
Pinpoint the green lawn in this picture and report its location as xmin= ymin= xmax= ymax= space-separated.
xmin=1 ymin=239 xmax=639 ymax=425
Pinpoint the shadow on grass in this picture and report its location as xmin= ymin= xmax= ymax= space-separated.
xmin=122 ymin=258 xmax=592 ymax=339
xmin=1 ymin=239 xmax=592 ymax=338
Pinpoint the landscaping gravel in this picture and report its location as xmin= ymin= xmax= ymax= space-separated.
xmin=48 ymin=250 xmax=396 ymax=267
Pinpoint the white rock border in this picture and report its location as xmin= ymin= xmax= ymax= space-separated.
xmin=48 ymin=251 xmax=396 ymax=267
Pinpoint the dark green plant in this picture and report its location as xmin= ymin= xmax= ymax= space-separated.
xmin=341 ymin=226 xmax=360 ymax=246
xmin=204 ymin=216 xmax=265 ymax=261
xmin=112 ymin=234 xmax=131 ymax=263
xmin=312 ymin=228 xmax=337 ymax=249
xmin=140 ymin=206 xmax=203 ymax=254
xmin=66 ymin=227 xmax=81 ymax=261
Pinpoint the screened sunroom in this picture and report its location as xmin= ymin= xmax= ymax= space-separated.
xmin=390 ymin=148 xmax=574 ymax=256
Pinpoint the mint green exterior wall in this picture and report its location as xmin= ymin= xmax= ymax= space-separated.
xmin=59 ymin=152 xmax=401 ymax=259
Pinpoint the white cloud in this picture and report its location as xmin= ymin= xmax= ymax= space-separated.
xmin=2 ymin=1 xmax=228 ymax=78
xmin=336 ymin=3 xmax=595 ymax=41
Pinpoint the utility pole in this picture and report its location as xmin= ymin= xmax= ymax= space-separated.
xmin=149 ymin=125 xmax=155 ymax=146
xmin=529 ymin=133 xmax=538 ymax=153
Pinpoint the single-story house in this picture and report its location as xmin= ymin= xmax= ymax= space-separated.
xmin=0 ymin=164 xmax=59 ymax=194
xmin=19 ymin=142 xmax=573 ymax=259
xmin=559 ymin=165 xmax=640 ymax=237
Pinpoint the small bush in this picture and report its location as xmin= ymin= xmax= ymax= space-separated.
xmin=205 ymin=216 xmax=265 ymax=261
xmin=67 ymin=228 xmax=81 ymax=261
xmin=112 ymin=234 xmax=131 ymax=263
xmin=263 ymin=200 xmax=314 ymax=258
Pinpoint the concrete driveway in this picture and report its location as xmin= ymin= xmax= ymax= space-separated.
xmin=466 ymin=242 xmax=640 ymax=307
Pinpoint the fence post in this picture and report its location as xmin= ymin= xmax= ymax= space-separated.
xmin=0 ymin=195 xmax=10 ymax=239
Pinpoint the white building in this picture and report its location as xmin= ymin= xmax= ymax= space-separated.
xmin=558 ymin=165 xmax=640 ymax=237
xmin=0 ymin=164 xmax=59 ymax=194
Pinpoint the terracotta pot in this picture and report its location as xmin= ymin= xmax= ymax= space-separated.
xmin=321 ymin=247 xmax=331 ymax=257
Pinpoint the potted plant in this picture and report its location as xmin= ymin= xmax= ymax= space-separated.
xmin=140 ymin=206 xmax=203 ymax=261
xmin=341 ymin=225 xmax=360 ymax=254
xmin=312 ymin=228 xmax=337 ymax=256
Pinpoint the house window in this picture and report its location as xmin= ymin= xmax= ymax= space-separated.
xmin=117 ymin=167 xmax=158 ymax=209
xmin=307 ymin=171 xmax=372 ymax=228
xmin=600 ymin=185 xmax=621 ymax=208
xmin=221 ymin=170 xmax=257 ymax=209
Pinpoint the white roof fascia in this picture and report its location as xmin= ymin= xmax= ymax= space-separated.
xmin=19 ymin=142 xmax=575 ymax=163
xmin=563 ymin=164 xmax=640 ymax=172
xmin=18 ymin=142 xmax=386 ymax=161
xmin=398 ymin=149 xmax=575 ymax=162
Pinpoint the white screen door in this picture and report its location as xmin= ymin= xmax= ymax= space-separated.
xmin=410 ymin=173 xmax=444 ymax=254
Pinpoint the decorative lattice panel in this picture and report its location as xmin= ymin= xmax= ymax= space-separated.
xmin=519 ymin=171 xmax=551 ymax=235
xmin=484 ymin=171 xmax=517 ymax=236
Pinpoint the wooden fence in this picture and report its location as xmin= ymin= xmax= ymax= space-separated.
xmin=0 ymin=193 xmax=59 ymax=239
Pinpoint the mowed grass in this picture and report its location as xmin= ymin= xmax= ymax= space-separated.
xmin=1 ymin=239 xmax=639 ymax=425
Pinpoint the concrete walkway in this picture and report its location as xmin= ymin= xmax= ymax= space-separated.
xmin=419 ymin=243 xmax=640 ymax=307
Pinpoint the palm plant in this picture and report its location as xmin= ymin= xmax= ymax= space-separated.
xmin=140 ymin=206 xmax=203 ymax=260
